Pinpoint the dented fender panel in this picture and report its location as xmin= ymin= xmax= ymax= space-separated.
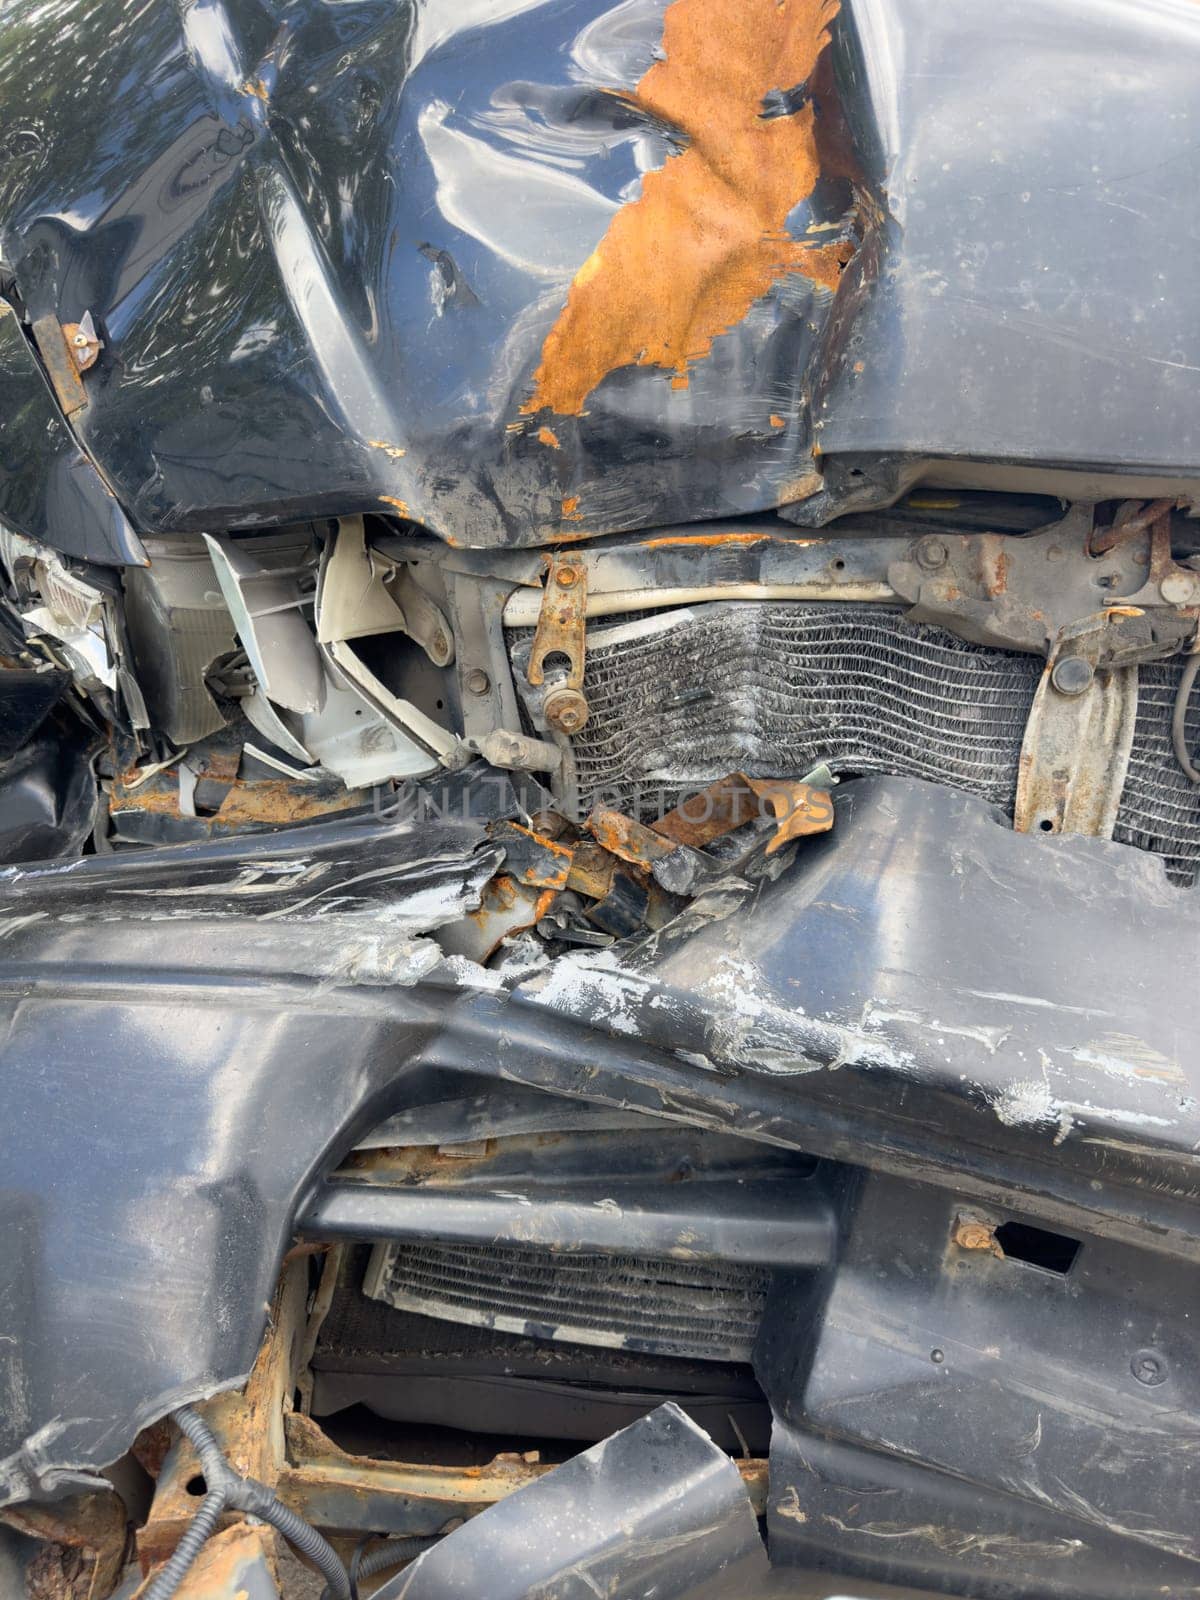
xmin=1 ymin=1 xmax=1199 ymax=553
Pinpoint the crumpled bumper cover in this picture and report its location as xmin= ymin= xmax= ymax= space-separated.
xmin=1 ymin=777 xmax=1198 ymax=1589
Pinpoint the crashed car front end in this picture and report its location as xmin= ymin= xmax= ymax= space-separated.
xmin=1 ymin=0 xmax=1200 ymax=1596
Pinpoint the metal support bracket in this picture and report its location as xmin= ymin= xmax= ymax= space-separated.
xmin=1014 ymin=663 xmax=1139 ymax=838
xmin=888 ymin=502 xmax=1200 ymax=672
xmin=525 ymin=557 xmax=589 ymax=735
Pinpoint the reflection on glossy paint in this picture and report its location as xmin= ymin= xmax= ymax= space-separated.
xmin=418 ymin=100 xmax=618 ymax=280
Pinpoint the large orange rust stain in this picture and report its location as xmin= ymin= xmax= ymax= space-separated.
xmin=522 ymin=0 xmax=850 ymax=419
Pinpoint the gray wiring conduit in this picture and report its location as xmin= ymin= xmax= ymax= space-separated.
xmin=143 ymin=1406 xmax=351 ymax=1600
xmin=325 ymin=1534 xmax=438 ymax=1600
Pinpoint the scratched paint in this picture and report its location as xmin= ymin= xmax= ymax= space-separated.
xmin=522 ymin=0 xmax=853 ymax=418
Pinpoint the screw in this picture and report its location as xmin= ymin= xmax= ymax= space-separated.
xmin=72 ymin=332 xmax=89 ymax=347
xmin=916 ymin=537 xmax=948 ymax=571
xmin=1050 ymin=657 xmax=1094 ymax=697
xmin=1131 ymin=1349 xmax=1167 ymax=1387
xmin=555 ymin=566 xmax=578 ymax=588
xmin=465 ymin=668 xmax=490 ymax=696
xmin=930 ymin=1349 xmax=945 ymax=1365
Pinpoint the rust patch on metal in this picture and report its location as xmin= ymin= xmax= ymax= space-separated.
xmin=279 ymin=1410 xmax=771 ymax=1530
xmin=778 ymin=469 xmax=824 ymax=505
xmin=26 ymin=1542 xmax=94 ymax=1600
xmin=378 ymin=495 xmax=411 ymax=514
xmin=31 ymin=314 xmax=90 ymax=416
xmin=366 ymin=439 xmax=407 ymax=459
xmin=566 ymin=840 xmax=618 ymax=900
xmin=170 ymin=1524 xmax=277 ymax=1600
xmin=952 ymin=1214 xmax=1004 ymax=1257
xmin=339 ymin=1141 xmax=501 ymax=1185
xmin=526 ymin=557 xmax=590 ymax=733
xmin=587 ymin=808 xmax=677 ymax=868
xmin=755 ymin=777 xmax=835 ymax=852
xmin=521 ymin=0 xmax=851 ymax=417
xmin=133 ymin=1420 xmax=173 ymax=1481
xmin=536 ymin=426 xmax=561 ymax=449
xmin=62 ymin=322 xmax=102 ymax=373
xmin=639 ymin=530 xmax=816 ymax=550
xmin=1089 ymin=497 xmax=1176 ymax=556
xmin=652 ymin=772 xmax=833 ymax=852
xmin=5 ymin=1493 xmax=127 ymax=1600
xmin=108 ymin=767 xmax=360 ymax=831
xmin=489 ymin=819 xmax=574 ymax=889
xmin=213 ymin=781 xmax=359 ymax=827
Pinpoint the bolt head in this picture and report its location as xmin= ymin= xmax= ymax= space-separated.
xmin=1160 ymin=571 xmax=1197 ymax=605
xmin=916 ymin=536 xmax=949 ymax=571
xmin=1050 ymin=656 xmax=1094 ymax=697
xmin=545 ymin=687 xmax=589 ymax=734
xmin=555 ymin=566 xmax=578 ymax=588
xmin=1131 ymin=1348 xmax=1167 ymax=1386
xmin=465 ymin=668 xmax=490 ymax=696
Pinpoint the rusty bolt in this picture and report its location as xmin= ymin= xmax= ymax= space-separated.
xmin=545 ymin=687 xmax=589 ymax=734
xmin=555 ymin=566 xmax=579 ymax=588
xmin=952 ymin=1216 xmax=998 ymax=1253
xmin=916 ymin=536 xmax=948 ymax=571
xmin=1050 ymin=657 xmax=1094 ymax=697
xmin=465 ymin=668 xmax=490 ymax=696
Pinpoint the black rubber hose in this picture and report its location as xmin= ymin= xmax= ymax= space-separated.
xmin=142 ymin=1406 xmax=352 ymax=1600
xmin=1173 ymin=653 xmax=1200 ymax=783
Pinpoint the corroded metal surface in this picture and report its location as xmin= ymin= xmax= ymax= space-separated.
xmin=1014 ymin=664 xmax=1139 ymax=838
xmin=2 ymin=1492 xmax=127 ymax=1600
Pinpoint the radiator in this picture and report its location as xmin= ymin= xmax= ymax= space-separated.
xmin=531 ymin=601 xmax=1200 ymax=886
xmin=364 ymin=1239 xmax=769 ymax=1363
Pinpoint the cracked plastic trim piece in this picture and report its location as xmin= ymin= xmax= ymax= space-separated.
xmin=374 ymin=1403 xmax=769 ymax=1600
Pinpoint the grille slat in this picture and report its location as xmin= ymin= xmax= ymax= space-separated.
xmin=542 ymin=601 xmax=1200 ymax=887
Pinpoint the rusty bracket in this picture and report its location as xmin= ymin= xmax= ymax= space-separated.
xmin=525 ymin=556 xmax=589 ymax=735
xmin=1013 ymin=662 xmax=1139 ymax=838
xmin=31 ymin=314 xmax=90 ymax=416
xmin=650 ymin=772 xmax=834 ymax=856
xmin=888 ymin=501 xmax=1200 ymax=672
